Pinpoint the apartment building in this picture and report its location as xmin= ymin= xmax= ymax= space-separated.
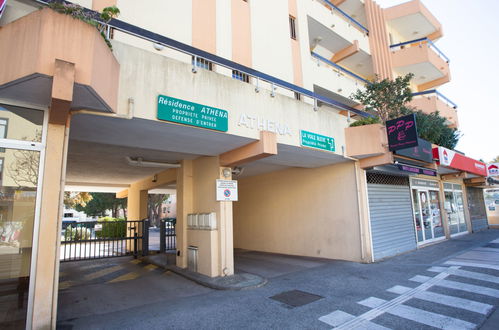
xmin=0 ymin=0 xmax=491 ymax=328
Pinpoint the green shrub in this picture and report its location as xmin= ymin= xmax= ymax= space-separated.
xmin=95 ymin=217 xmax=127 ymax=238
xmin=349 ymin=116 xmax=381 ymax=127
xmin=64 ymin=225 xmax=91 ymax=241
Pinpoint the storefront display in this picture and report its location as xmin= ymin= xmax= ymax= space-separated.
xmin=410 ymin=178 xmax=444 ymax=244
xmin=443 ymin=183 xmax=467 ymax=236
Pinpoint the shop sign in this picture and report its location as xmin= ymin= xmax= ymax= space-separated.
xmin=394 ymin=138 xmax=433 ymax=163
xmin=216 ymin=179 xmax=238 ymax=201
xmin=157 ymin=95 xmax=228 ymax=132
xmin=397 ymin=164 xmax=437 ymax=176
xmin=237 ymin=114 xmax=292 ymax=136
xmin=411 ymin=178 xmax=439 ymax=189
xmin=433 ymin=146 xmax=487 ymax=176
xmin=386 ymin=114 xmax=418 ymax=151
xmin=488 ymin=163 xmax=499 ymax=176
xmin=300 ymin=130 xmax=335 ymax=152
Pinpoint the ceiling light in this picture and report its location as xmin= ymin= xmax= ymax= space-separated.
xmin=153 ymin=43 xmax=164 ymax=51
xmin=126 ymin=156 xmax=180 ymax=168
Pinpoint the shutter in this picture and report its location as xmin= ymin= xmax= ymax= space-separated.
xmin=367 ymin=173 xmax=416 ymax=261
xmin=467 ymin=187 xmax=488 ymax=232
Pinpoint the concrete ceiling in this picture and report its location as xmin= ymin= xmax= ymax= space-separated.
xmin=308 ymin=16 xmax=351 ymax=53
xmin=338 ymin=0 xmax=368 ymax=27
xmin=67 ymin=113 xmax=352 ymax=189
xmin=387 ymin=13 xmax=437 ymax=42
xmin=394 ymin=62 xmax=444 ymax=85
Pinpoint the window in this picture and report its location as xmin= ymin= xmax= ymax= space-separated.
xmin=232 ymin=70 xmax=250 ymax=83
xmin=192 ymin=56 xmax=213 ymax=71
xmin=0 ymin=119 xmax=7 ymax=153
xmin=289 ymin=15 xmax=297 ymax=40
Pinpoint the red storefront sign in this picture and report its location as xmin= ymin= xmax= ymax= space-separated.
xmin=432 ymin=147 xmax=487 ymax=176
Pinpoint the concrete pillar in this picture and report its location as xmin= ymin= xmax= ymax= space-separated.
xmin=127 ymin=187 xmax=148 ymax=220
xmin=176 ymin=160 xmax=193 ymax=268
xmin=31 ymin=122 xmax=70 ymax=329
xmin=354 ymin=163 xmax=374 ymax=263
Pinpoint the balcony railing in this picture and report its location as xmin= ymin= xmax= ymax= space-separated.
xmin=311 ymin=52 xmax=369 ymax=84
xmin=317 ymin=0 xmax=369 ymax=35
xmin=412 ymin=90 xmax=457 ymax=109
xmin=33 ymin=0 xmax=373 ymax=118
xmin=390 ymin=37 xmax=450 ymax=63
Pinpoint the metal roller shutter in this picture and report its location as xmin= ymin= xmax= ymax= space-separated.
xmin=367 ymin=173 xmax=416 ymax=261
xmin=467 ymin=187 xmax=488 ymax=232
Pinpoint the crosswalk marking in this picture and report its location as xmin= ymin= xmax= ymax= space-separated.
xmin=444 ymin=260 xmax=499 ymax=271
xmin=108 ymin=272 xmax=140 ymax=283
xmin=410 ymin=276 xmax=499 ymax=298
xmin=387 ymin=285 xmax=493 ymax=315
xmin=318 ymin=310 xmax=389 ymax=329
xmin=428 ymin=266 xmax=499 ymax=284
xmin=359 ymin=297 xmax=475 ymax=330
xmin=84 ymin=265 xmax=123 ymax=281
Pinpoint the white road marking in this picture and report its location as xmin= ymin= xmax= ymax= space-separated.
xmin=410 ymin=275 xmax=431 ymax=283
xmin=444 ymin=260 xmax=499 ymax=271
xmin=359 ymin=297 xmax=475 ymax=329
xmin=319 ymin=310 xmax=355 ymax=326
xmin=332 ymin=269 xmax=458 ymax=329
xmin=428 ymin=266 xmax=499 ymax=284
xmin=490 ymin=239 xmax=499 ymax=244
xmin=388 ymin=285 xmax=493 ymax=315
xmin=436 ymin=279 xmax=499 ymax=298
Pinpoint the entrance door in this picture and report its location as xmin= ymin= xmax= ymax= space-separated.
xmin=412 ymin=189 xmax=443 ymax=244
xmin=445 ymin=188 xmax=468 ymax=235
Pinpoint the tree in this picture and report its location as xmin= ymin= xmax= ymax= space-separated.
xmin=491 ymin=156 xmax=499 ymax=163
xmin=351 ymin=73 xmax=414 ymax=123
xmin=351 ymin=74 xmax=461 ymax=149
xmin=64 ymin=192 xmax=93 ymax=209
xmin=75 ymin=193 xmax=127 ymax=218
xmin=148 ymin=194 xmax=170 ymax=227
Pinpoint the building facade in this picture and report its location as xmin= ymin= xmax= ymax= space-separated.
xmin=0 ymin=0 xmax=491 ymax=328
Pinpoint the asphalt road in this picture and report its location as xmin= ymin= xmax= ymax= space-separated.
xmin=57 ymin=229 xmax=499 ymax=329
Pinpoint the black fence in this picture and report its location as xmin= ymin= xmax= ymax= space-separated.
xmin=60 ymin=219 xmax=149 ymax=262
xmin=160 ymin=218 xmax=176 ymax=253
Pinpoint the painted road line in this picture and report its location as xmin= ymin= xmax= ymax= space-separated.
xmin=490 ymin=239 xmax=499 ymax=244
xmin=144 ymin=264 xmax=158 ymax=271
xmin=318 ymin=310 xmax=389 ymax=329
xmin=359 ymin=297 xmax=475 ymax=330
xmin=388 ymin=285 xmax=493 ymax=315
xmin=333 ymin=268 xmax=459 ymax=329
xmin=428 ymin=266 xmax=499 ymax=284
xmin=444 ymin=260 xmax=499 ymax=271
xmin=130 ymin=259 xmax=142 ymax=264
xmin=409 ymin=275 xmax=431 ymax=283
xmin=411 ymin=276 xmax=499 ymax=298
xmin=108 ymin=272 xmax=140 ymax=283
xmin=475 ymin=247 xmax=499 ymax=253
xmin=59 ymin=281 xmax=75 ymax=290
xmin=84 ymin=265 xmax=123 ymax=281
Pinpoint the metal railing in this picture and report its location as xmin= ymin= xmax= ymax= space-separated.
xmin=33 ymin=0 xmax=374 ymax=118
xmin=159 ymin=218 xmax=176 ymax=253
xmin=389 ymin=37 xmax=450 ymax=63
xmin=311 ymin=52 xmax=369 ymax=84
xmin=412 ymin=89 xmax=457 ymax=109
xmin=60 ymin=219 xmax=149 ymax=261
xmin=317 ymin=0 xmax=369 ymax=35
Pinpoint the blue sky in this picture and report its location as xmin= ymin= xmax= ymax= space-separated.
xmin=376 ymin=0 xmax=498 ymax=162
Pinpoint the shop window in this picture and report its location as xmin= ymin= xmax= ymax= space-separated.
xmin=192 ymin=56 xmax=213 ymax=71
xmin=0 ymin=105 xmax=43 ymax=142
xmin=289 ymin=15 xmax=297 ymax=40
xmin=0 ymin=119 xmax=7 ymax=153
xmin=232 ymin=70 xmax=250 ymax=83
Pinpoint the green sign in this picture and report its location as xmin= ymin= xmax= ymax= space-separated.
xmin=300 ymin=130 xmax=335 ymax=152
xmin=157 ymin=95 xmax=228 ymax=132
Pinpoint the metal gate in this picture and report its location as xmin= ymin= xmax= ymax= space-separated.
xmin=159 ymin=218 xmax=176 ymax=253
xmin=367 ymin=172 xmax=417 ymax=261
xmin=467 ymin=187 xmax=489 ymax=232
xmin=60 ymin=219 xmax=149 ymax=262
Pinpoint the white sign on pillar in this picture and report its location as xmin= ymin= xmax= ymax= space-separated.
xmin=216 ymin=179 xmax=238 ymax=201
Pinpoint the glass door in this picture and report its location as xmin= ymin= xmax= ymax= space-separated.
xmin=455 ymin=191 xmax=467 ymax=233
xmin=419 ymin=190 xmax=433 ymax=241
xmin=412 ymin=188 xmax=444 ymax=244
xmin=445 ymin=188 xmax=468 ymax=236
xmin=429 ymin=190 xmax=444 ymax=239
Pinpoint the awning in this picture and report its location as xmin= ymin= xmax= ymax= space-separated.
xmin=433 ymin=146 xmax=487 ymax=177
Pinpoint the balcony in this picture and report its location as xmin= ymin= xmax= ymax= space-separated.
xmin=345 ymin=123 xmax=394 ymax=168
xmin=309 ymin=0 xmax=370 ymax=55
xmin=410 ymin=90 xmax=459 ymax=128
xmin=384 ymin=0 xmax=442 ymax=41
xmin=311 ymin=52 xmax=368 ymax=105
xmin=390 ymin=38 xmax=450 ymax=91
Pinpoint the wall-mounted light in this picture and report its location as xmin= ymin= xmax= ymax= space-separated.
xmin=153 ymin=43 xmax=164 ymax=51
xmin=222 ymin=168 xmax=232 ymax=178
